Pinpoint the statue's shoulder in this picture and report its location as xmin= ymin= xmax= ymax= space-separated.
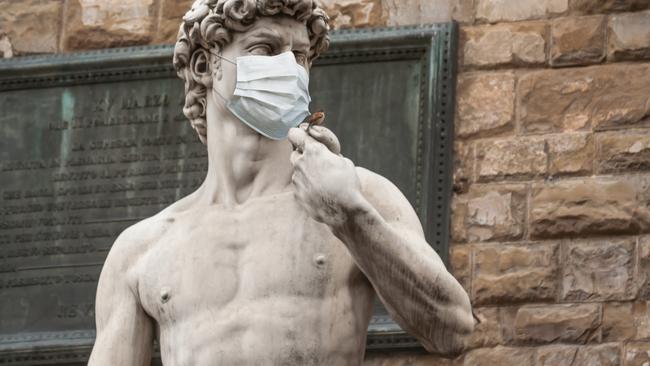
xmin=102 ymin=207 xmax=177 ymax=273
xmin=355 ymin=166 xmax=404 ymax=207
xmin=97 ymin=196 xmax=198 ymax=296
xmin=355 ymin=166 xmax=399 ymax=198
xmin=112 ymin=192 xmax=196 ymax=250
xmin=107 ymin=190 xmax=200 ymax=256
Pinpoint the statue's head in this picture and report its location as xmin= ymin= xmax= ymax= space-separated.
xmin=173 ymin=0 xmax=330 ymax=143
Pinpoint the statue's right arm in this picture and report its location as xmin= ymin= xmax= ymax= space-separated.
xmin=88 ymin=232 xmax=154 ymax=366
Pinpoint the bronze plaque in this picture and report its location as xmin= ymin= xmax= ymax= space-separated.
xmin=0 ymin=25 xmax=457 ymax=364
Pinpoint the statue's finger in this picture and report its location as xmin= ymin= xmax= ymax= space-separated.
xmin=290 ymin=150 xmax=302 ymax=166
xmin=288 ymin=127 xmax=309 ymax=152
xmin=306 ymin=125 xmax=341 ymax=155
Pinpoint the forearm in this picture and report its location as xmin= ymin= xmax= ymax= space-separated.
xmin=332 ymin=197 xmax=473 ymax=353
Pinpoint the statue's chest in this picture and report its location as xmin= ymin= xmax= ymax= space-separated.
xmin=137 ymin=195 xmax=358 ymax=320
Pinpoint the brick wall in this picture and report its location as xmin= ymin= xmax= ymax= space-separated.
xmin=2 ymin=0 xmax=650 ymax=365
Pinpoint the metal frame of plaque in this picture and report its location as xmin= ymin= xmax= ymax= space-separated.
xmin=0 ymin=24 xmax=458 ymax=364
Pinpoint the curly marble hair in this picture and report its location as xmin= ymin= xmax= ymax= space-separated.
xmin=173 ymin=0 xmax=330 ymax=143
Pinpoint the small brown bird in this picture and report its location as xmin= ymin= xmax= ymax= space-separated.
xmin=307 ymin=111 xmax=325 ymax=131
xmin=302 ymin=111 xmax=340 ymax=155
xmin=309 ymin=111 xmax=325 ymax=125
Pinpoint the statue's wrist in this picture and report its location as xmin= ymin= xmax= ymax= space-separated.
xmin=331 ymin=191 xmax=375 ymax=238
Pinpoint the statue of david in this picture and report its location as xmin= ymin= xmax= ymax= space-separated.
xmin=88 ymin=0 xmax=474 ymax=364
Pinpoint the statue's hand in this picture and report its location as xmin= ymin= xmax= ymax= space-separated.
xmin=288 ymin=124 xmax=365 ymax=228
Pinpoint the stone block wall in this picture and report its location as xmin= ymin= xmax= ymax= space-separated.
xmin=0 ymin=0 xmax=459 ymax=55
xmin=2 ymin=0 xmax=650 ymax=365
xmin=433 ymin=1 xmax=650 ymax=365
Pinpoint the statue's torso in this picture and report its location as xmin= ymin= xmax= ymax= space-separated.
xmin=136 ymin=191 xmax=374 ymax=365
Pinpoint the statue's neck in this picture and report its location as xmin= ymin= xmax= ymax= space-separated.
xmin=197 ymin=112 xmax=294 ymax=207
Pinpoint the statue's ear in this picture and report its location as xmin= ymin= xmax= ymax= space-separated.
xmin=189 ymin=49 xmax=213 ymax=87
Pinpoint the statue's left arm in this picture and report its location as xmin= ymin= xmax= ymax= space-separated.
xmin=289 ymin=126 xmax=474 ymax=355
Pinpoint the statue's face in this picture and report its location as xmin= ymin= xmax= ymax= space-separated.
xmin=214 ymin=16 xmax=311 ymax=103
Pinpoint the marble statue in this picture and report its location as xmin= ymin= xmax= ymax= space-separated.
xmin=88 ymin=0 xmax=474 ymax=364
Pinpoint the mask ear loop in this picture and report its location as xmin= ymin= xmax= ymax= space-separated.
xmin=209 ymin=50 xmax=236 ymax=65
xmin=209 ymin=50 xmax=237 ymax=105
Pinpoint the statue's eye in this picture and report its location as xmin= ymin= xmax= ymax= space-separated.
xmin=249 ymin=44 xmax=272 ymax=55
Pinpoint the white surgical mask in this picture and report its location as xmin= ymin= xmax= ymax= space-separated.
xmin=212 ymin=51 xmax=311 ymax=140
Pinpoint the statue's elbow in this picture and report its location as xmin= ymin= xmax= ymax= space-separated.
xmin=421 ymin=324 xmax=472 ymax=357
xmin=421 ymin=301 xmax=475 ymax=357
xmin=422 ymin=338 xmax=465 ymax=358
xmin=452 ymin=287 xmax=475 ymax=338
xmin=456 ymin=297 xmax=476 ymax=337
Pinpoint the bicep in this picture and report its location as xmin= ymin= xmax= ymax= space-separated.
xmin=89 ymin=244 xmax=153 ymax=365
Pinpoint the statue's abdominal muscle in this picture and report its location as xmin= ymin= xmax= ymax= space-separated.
xmin=136 ymin=193 xmax=374 ymax=363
